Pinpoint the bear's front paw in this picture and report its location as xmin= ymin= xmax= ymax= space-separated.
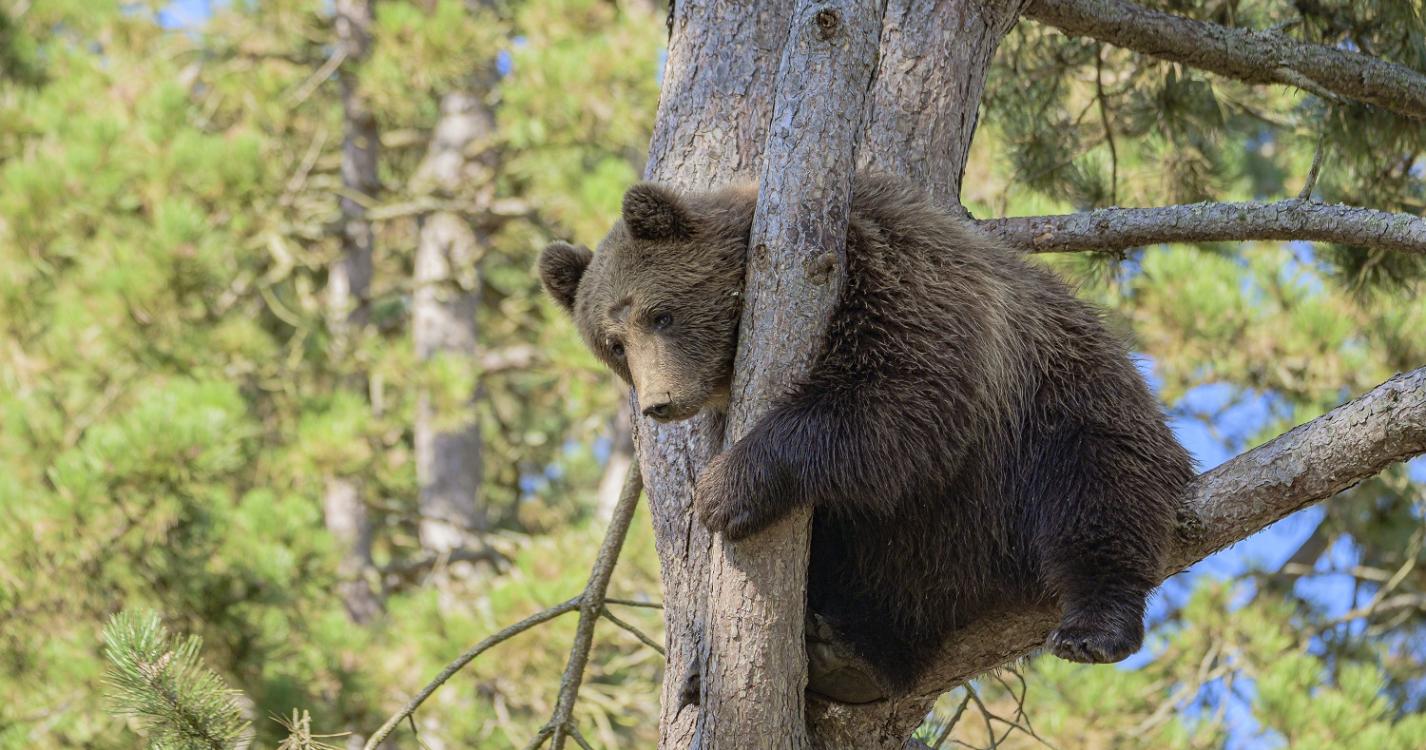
xmin=694 ymin=451 xmax=780 ymax=540
xmin=1047 ymin=618 xmax=1143 ymax=664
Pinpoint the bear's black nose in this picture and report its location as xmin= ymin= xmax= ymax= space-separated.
xmin=642 ymin=400 xmax=673 ymax=421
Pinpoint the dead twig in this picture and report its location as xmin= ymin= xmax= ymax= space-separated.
xmin=930 ymin=691 xmax=974 ymax=749
xmin=600 ymin=607 xmax=665 ymax=656
xmin=1298 ymin=129 xmax=1328 ymax=201
xmin=286 ymin=49 xmax=347 ymax=106
xmin=361 ymin=597 xmax=581 ymax=750
xmin=530 ymin=465 xmax=644 ymax=750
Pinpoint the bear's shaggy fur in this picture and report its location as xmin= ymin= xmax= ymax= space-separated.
xmin=540 ymin=173 xmax=1194 ymax=692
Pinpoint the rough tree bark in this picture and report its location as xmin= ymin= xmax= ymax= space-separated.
xmin=324 ymin=0 xmax=382 ymax=627
xmin=638 ymin=4 xmax=793 ymax=747
xmin=979 ymin=199 xmax=1426 ymax=255
xmin=640 ymin=1 xmax=1025 ymax=748
xmin=694 ymin=3 xmax=885 ymax=748
xmin=857 ymin=0 xmax=1022 ymax=205
xmin=1025 ymin=0 xmax=1426 ymax=121
xmin=632 ymin=0 xmax=1012 ymax=746
xmin=410 ymin=0 xmax=501 ymax=554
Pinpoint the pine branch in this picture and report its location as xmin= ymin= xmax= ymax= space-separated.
xmin=977 ymin=200 xmax=1426 ymax=255
xmin=1024 ymin=0 xmax=1426 ymax=120
xmin=102 ymin=611 xmax=251 ymax=750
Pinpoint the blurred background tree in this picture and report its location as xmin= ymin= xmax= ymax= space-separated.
xmin=0 ymin=0 xmax=1421 ymax=748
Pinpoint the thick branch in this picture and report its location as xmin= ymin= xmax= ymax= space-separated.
xmin=1025 ymin=0 xmax=1426 ymax=120
xmin=1170 ymin=367 xmax=1426 ymax=569
xmin=979 ymin=200 xmax=1426 ymax=255
xmin=814 ymin=366 xmax=1426 ymax=740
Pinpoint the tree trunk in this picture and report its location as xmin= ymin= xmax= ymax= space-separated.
xmin=325 ymin=0 xmax=382 ymax=628
xmin=695 ymin=2 xmax=885 ymax=748
xmin=411 ymin=75 xmax=498 ymax=555
xmin=640 ymin=1 xmax=1024 ymax=748
xmin=806 ymin=3 xmax=1027 ymax=747
xmin=639 ymin=3 xmax=793 ymax=746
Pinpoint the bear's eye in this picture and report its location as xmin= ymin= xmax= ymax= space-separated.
xmin=610 ymin=341 xmax=626 ymax=358
xmin=652 ymin=312 xmax=673 ymax=330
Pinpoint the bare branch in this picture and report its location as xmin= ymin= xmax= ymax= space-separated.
xmin=378 ymin=545 xmax=507 ymax=583
xmin=364 ymin=467 xmax=644 ymax=750
xmin=1024 ymin=0 xmax=1426 ymax=121
xmin=479 ymin=345 xmax=538 ymax=373
xmin=542 ymin=465 xmax=644 ymax=750
xmin=603 ymin=597 xmax=662 ymax=610
xmin=1297 ymin=131 xmax=1328 ymax=202
xmin=978 ymin=200 xmax=1426 ymax=255
xmin=600 ymin=607 xmax=666 ymax=656
xmin=362 ymin=597 xmax=581 ymax=750
xmin=930 ymin=692 xmax=973 ymax=749
xmin=816 ymin=366 xmax=1426 ymax=737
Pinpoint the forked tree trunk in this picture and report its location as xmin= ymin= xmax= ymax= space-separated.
xmin=639 ymin=1 xmax=1024 ymax=748
xmin=638 ymin=4 xmax=792 ymax=746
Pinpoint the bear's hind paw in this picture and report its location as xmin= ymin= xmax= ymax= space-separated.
xmin=1047 ymin=621 xmax=1142 ymax=664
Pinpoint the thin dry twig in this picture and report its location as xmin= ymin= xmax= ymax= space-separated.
xmin=566 ymin=723 xmax=596 ymax=750
xmin=364 ymin=466 xmax=645 ymax=750
xmin=600 ymin=607 xmax=665 ymax=656
xmin=965 ymin=686 xmax=998 ymax=750
xmin=534 ymin=464 xmax=644 ymax=750
xmin=519 ymin=725 xmax=555 ymax=750
xmin=930 ymin=691 xmax=974 ymax=749
xmin=286 ymin=49 xmax=347 ymax=106
xmin=1095 ymin=45 xmax=1119 ymax=206
xmin=361 ymin=597 xmax=581 ymax=750
xmin=603 ymin=597 xmax=662 ymax=610
xmin=1298 ymin=130 xmax=1328 ymax=201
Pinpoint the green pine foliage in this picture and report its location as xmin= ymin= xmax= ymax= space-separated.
xmin=1 ymin=0 xmax=665 ymax=747
xmin=102 ymin=611 xmax=250 ymax=750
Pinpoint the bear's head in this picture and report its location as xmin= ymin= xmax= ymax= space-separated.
xmin=539 ymin=182 xmax=755 ymax=422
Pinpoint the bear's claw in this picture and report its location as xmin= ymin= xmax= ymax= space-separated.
xmin=1047 ymin=621 xmax=1141 ymax=664
xmin=694 ymin=450 xmax=781 ymax=540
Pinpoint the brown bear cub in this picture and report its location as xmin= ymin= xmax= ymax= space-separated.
xmin=539 ymin=173 xmax=1194 ymax=693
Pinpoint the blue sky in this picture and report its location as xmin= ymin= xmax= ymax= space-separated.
xmin=157 ymin=0 xmax=214 ymax=28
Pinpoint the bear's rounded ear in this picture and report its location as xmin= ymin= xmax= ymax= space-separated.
xmin=622 ymin=182 xmax=693 ymax=241
xmin=539 ymin=241 xmax=593 ymax=313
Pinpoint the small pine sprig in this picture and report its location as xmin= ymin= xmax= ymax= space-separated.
xmin=102 ymin=610 xmax=251 ymax=750
xmin=274 ymin=709 xmax=345 ymax=750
